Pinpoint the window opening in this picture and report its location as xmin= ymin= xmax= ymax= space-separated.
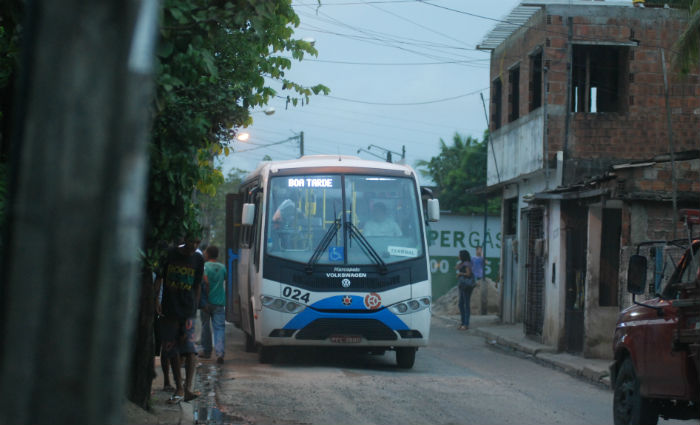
xmin=571 ymin=45 xmax=628 ymax=113
xmin=509 ymin=66 xmax=520 ymax=122
xmin=493 ymin=78 xmax=502 ymax=130
xmin=530 ymin=51 xmax=542 ymax=111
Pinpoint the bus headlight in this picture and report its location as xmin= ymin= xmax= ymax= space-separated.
xmin=260 ymin=295 xmax=306 ymax=314
xmin=388 ymin=297 xmax=431 ymax=315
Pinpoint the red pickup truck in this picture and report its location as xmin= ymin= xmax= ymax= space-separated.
xmin=611 ymin=233 xmax=700 ymax=425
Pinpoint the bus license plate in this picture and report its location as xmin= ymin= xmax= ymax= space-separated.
xmin=330 ymin=335 xmax=361 ymax=344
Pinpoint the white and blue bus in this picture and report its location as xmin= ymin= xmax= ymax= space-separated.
xmin=225 ymin=155 xmax=439 ymax=368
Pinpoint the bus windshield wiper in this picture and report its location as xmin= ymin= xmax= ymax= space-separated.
xmin=306 ymin=218 xmax=341 ymax=273
xmin=346 ymin=221 xmax=387 ymax=274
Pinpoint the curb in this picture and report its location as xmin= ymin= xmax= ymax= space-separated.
xmin=472 ymin=328 xmax=557 ymax=356
xmin=436 ymin=314 xmax=612 ymax=389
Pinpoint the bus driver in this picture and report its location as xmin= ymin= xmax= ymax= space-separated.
xmin=363 ymin=202 xmax=401 ymax=237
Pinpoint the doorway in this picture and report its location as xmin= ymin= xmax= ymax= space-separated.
xmin=564 ymin=205 xmax=587 ymax=353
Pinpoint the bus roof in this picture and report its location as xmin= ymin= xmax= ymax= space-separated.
xmin=244 ymin=155 xmax=417 ymax=181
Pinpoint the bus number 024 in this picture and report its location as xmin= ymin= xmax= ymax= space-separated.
xmin=282 ymin=286 xmax=310 ymax=303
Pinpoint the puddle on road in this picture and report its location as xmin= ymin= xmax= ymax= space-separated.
xmin=195 ymin=405 xmax=243 ymax=425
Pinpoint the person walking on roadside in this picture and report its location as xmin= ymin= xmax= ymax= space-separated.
xmin=155 ymin=235 xmax=204 ymax=403
xmin=198 ymin=245 xmax=227 ymax=364
xmin=472 ymin=246 xmax=485 ymax=284
xmin=456 ymin=249 xmax=477 ymax=330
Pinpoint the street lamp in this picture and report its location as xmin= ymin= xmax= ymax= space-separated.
xmin=356 ymin=148 xmax=385 ymax=161
xmin=234 ymin=131 xmax=304 ymax=158
xmin=365 ymin=144 xmax=405 ymax=163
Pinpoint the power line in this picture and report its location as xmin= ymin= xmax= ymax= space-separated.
xmin=280 ymin=56 xmax=490 ymax=66
xmin=324 ymin=87 xmax=488 ymax=106
xmin=296 ymin=10 xmax=484 ymax=64
xmin=363 ymin=0 xmax=472 ymax=50
xmin=299 ymin=22 xmax=475 ymax=52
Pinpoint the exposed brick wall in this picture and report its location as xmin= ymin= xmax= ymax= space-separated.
xmin=618 ymin=159 xmax=700 ymax=195
xmin=489 ymin=5 xmax=700 ymax=176
xmin=613 ymin=159 xmax=700 ymax=244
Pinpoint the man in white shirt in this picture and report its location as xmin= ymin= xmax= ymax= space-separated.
xmin=363 ymin=202 xmax=401 ymax=237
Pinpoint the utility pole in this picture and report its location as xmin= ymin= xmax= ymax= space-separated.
xmin=299 ymin=131 xmax=304 ymax=157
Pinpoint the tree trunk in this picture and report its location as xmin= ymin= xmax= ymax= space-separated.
xmin=0 ymin=1 xmax=157 ymax=423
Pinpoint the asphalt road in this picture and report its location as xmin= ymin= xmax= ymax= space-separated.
xmin=209 ymin=315 xmax=635 ymax=425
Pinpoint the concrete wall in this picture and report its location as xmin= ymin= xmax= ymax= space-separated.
xmin=543 ymin=200 xmax=566 ymax=350
xmin=584 ymin=205 xmax=619 ymax=360
xmin=488 ymin=108 xmax=544 ymax=186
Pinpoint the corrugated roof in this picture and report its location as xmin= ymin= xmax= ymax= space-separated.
xmin=477 ymin=0 xmax=634 ymax=51
xmin=477 ymin=5 xmax=542 ymax=50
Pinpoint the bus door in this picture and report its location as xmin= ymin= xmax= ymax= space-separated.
xmin=225 ymin=193 xmax=242 ymax=326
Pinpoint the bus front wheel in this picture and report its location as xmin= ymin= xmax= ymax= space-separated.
xmin=396 ymin=347 xmax=416 ymax=369
xmin=259 ymin=346 xmax=276 ymax=364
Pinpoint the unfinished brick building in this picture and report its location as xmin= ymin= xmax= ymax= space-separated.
xmin=479 ymin=1 xmax=700 ymax=358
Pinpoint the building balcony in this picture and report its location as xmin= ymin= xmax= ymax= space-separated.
xmin=487 ymin=107 xmax=544 ymax=187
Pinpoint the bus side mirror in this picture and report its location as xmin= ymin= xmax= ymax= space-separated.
xmin=241 ymin=203 xmax=255 ymax=226
xmin=427 ymin=199 xmax=440 ymax=222
xmin=627 ymin=254 xmax=647 ymax=295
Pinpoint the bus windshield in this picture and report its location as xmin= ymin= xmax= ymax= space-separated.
xmin=266 ymin=174 xmax=424 ymax=266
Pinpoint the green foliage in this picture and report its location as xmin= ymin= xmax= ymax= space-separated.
xmin=673 ymin=0 xmax=700 ymax=74
xmin=0 ymin=2 xmax=21 ymax=98
xmin=0 ymin=2 xmax=22 ymax=230
xmin=147 ymin=0 xmax=329 ymax=258
xmin=416 ymin=132 xmax=500 ymax=216
xmin=199 ymin=168 xmax=246 ymax=249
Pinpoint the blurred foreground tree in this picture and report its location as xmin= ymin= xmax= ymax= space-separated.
xmin=0 ymin=1 xmax=158 ymax=423
xmin=416 ymin=132 xmax=500 ymax=216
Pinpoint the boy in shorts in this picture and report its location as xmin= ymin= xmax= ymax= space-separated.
xmin=155 ymin=236 xmax=204 ymax=402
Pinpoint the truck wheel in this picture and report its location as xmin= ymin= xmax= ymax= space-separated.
xmin=613 ymin=358 xmax=658 ymax=425
xmin=396 ymin=347 xmax=416 ymax=369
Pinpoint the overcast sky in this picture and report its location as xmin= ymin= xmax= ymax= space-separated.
xmin=218 ymin=0 xmax=525 ymax=184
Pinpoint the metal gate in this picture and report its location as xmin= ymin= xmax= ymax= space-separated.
xmin=524 ymin=209 xmax=545 ymax=336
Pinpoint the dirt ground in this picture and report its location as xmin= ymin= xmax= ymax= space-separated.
xmin=431 ymin=278 xmax=500 ymax=316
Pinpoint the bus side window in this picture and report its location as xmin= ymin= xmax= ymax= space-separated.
xmin=253 ymin=194 xmax=262 ymax=270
